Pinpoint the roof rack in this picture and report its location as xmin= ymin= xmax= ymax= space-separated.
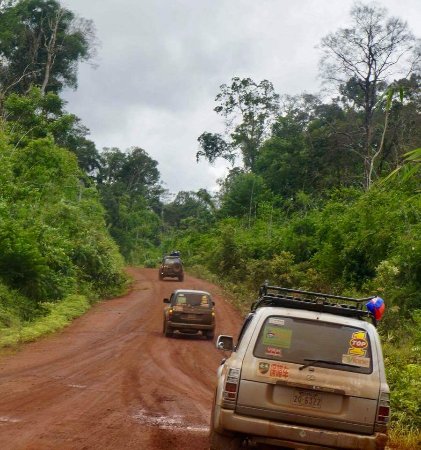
xmin=251 ymin=283 xmax=377 ymax=324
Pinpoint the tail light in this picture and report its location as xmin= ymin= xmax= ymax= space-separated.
xmin=375 ymin=391 xmax=390 ymax=432
xmin=222 ymin=368 xmax=240 ymax=408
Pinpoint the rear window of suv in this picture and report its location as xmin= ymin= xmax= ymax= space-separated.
xmin=174 ymin=292 xmax=212 ymax=308
xmin=164 ymin=257 xmax=181 ymax=265
xmin=254 ymin=316 xmax=373 ymax=374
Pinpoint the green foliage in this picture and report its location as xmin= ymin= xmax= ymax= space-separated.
xmin=218 ymin=170 xmax=273 ymax=219
xmin=382 ymin=311 xmax=421 ymax=430
xmin=0 ymin=128 xmax=125 ymax=311
xmin=163 ymin=189 xmax=215 ymax=230
xmin=0 ymin=3 xmax=129 ymax=348
xmin=3 ymin=87 xmax=101 ymax=174
xmin=197 ymin=77 xmax=279 ymax=170
xmin=0 ymin=282 xmax=35 ymax=328
xmin=0 ymin=294 xmax=90 ymax=347
xmin=196 ymin=132 xmax=233 ymax=165
xmin=97 ymin=146 xmax=163 ymax=263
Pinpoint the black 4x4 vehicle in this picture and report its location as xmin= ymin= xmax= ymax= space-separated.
xmin=163 ymin=289 xmax=216 ymax=339
xmin=159 ymin=253 xmax=184 ymax=281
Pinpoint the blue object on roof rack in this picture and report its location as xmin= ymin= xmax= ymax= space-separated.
xmin=366 ymin=297 xmax=385 ymax=321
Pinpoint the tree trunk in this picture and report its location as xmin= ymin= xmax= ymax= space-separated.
xmin=40 ymin=8 xmax=63 ymax=95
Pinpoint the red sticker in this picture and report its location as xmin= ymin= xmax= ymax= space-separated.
xmin=269 ymin=363 xmax=289 ymax=379
xmin=265 ymin=346 xmax=282 ymax=357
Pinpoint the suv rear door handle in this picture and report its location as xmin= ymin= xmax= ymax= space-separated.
xmin=275 ymin=379 xmax=346 ymax=395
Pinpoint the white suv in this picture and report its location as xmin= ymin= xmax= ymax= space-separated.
xmin=210 ymin=285 xmax=389 ymax=450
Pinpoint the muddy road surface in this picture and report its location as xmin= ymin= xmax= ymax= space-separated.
xmin=0 ymin=268 xmax=244 ymax=450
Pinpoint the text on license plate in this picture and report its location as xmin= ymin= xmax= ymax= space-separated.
xmin=292 ymin=389 xmax=322 ymax=409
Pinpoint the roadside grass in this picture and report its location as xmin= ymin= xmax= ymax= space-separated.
xmin=188 ymin=264 xmax=421 ymax=450
xmin=388 ymin=425 xmax=421 ymax=449
xmin=0 ymin=269 xmax=132 ymax=351
xmin=0 ymin=295 xmax=90 ymax=348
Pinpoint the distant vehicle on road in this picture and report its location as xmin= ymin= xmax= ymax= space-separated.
xmin=210 ymin=284 xmax=389 ymax=450
xmin=163 ymin=289 xmax=215 ymax=339
xmin=159 ymin=254 xmax=184 ymax=281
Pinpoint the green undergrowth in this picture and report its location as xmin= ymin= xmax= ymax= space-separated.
xmin=0 ymin=294 xmax=90 ymax=348
xmin=189 ymin=264 xmax=253 ymax=315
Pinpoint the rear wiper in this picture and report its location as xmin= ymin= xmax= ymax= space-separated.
xmin=299 ymin=358 xmax=356 ymax=371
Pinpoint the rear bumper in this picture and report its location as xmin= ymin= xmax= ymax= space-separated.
xmin=160 ymin=271 xmax=183 ymax=277
xmin=217 ymin=407 xmax=387 ymax=450
xmin=168 ymin=321 xmax=214 ymax=331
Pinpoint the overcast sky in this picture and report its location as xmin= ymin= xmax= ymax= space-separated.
xmin=62 ymin=0 xmax=421 ymax=195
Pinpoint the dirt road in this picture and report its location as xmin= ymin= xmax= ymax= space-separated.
xmin=0 ymin=268 xmax=244 ymax=450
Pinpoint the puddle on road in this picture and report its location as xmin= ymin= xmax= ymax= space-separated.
xmin=0 ymin=416 xmax=21 ymax=424
xmin=132 ymin=409 xmax=208 ymax=433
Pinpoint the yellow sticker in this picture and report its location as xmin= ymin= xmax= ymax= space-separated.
xmin=348 ymin=331 xmax=368 ymax=356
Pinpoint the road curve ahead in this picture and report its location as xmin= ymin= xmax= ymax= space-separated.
xmin=0 ymin=268 xmax=244 ymax=450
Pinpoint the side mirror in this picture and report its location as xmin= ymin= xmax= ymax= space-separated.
xmin=163 ymin=298 xmax=170 ymax=303
xmin=216 ymin=335 xmax=234 ymax=351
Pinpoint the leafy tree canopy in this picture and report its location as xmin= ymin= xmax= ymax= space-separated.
xmin=0 ymin=0 xmax=96 ymax=100
xmin=197 ymin=77 xmax=279 ymax=171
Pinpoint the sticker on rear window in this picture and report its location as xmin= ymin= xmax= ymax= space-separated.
xmin=342 ymin=354 xmax=370 ymax=368
xmin=257 ymin=362 xmax=289 ymax=378
xmin=268 ymin=318 xmax=285 ymax=326
xmin=265 ymin=346 xmax=282 ymax=357
xmin=348 ymin=331 xmax=369 ymax=356
xmin=262 ymin=325 xmax=292 ymax=348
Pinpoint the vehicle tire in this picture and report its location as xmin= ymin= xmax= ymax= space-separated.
xmin=205 ymin=331 xmax=214 ymax=340
xmin=164 ymin=322 xmax=173 ymax=337
xmin=178 ymin=274 xmax=184 ymax=282
xmin=209 ymin=396 xmax=242 ymax=450
xmin=159 ymin=273 xmax=163 ymax=280
xmin=209 ymin=429 xmax=241 ymax=450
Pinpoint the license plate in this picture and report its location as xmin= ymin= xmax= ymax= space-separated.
xmin=292 ymin=389 xmax=322 ymax=409
xmin=183 ymin=314 xmax=197 ymax=320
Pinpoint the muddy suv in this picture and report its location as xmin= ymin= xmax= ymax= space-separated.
xmin=159 ymin=254 xmax=184 ymax=281
xmin=210 ymin=285 xmax=389 ymax=450
xmin=163 ymin=289 xmax=215 ymax=339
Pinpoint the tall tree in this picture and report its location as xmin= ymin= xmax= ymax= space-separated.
xmin=197 ymin=77 xmax=279 ymax=171
xmin=162 ymin=189 xmax=215 ymax=230
xmin=97 ymin=147 xmax=163 ymax=260
xmin=218 ymin=169 xmax=272 ymax=220
xmin=320 ymin=2 xmax=420 ymax=188
xmin=0 ymin=0 xmax=95 ymax=103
